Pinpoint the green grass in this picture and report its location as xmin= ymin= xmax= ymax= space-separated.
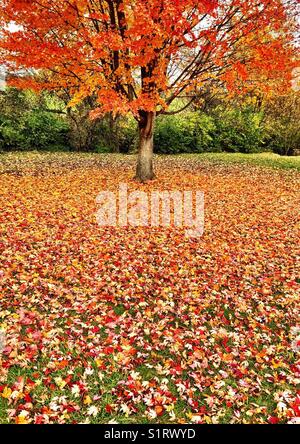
xmin=0 ymin=151 xmax=299 ymax=173
xmin=192 ymin=152 xmax=300 ymax=171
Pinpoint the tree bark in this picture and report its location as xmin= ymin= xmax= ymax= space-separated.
xmin=135 ymin=111 xmax=156 ymax=182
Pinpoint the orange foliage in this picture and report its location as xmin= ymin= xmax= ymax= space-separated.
xmin=0 ymin=0 xmax=298 ymax=117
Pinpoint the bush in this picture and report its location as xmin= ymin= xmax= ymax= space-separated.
xmin=21 ymin=111 xmax=69 ymax=150
xmin=154 ymin=111 xmax=215 ymax=154
xmin=263 ymin=92 xmax=300 ymax=156
xmin=0 ymin=111 xmax=69 ymax=151
xmin=264 ymin=120 xmax=300 ymax=156
xmin=92 ymin=115 xmax=137 ymax=153
xmin=153 ymin=107 xmax=265 ymax=154
xmin=0 ymin=89 xmax=70 ymax=151
xmin=212 ymin=107 xmax=265 ymax=153
xmin=117 ymin=116 xmax=138 ymax=153
xmin=1 ymin=87 xmax=298 ymax=156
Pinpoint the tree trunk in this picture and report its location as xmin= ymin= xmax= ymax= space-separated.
xmin=135 ymin=111 xmax=156 ymax=182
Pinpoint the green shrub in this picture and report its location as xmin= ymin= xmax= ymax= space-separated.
xmin=263 ymin=93 xmax=300 ymax=156
xmin=153 ymin=107 xmax=265 ymax=154
xmin=154 ymin=111 xmax=215 ymax=154
xmin=95 ymin=143 xmax=111 ymax=153
xmin=0 ymin=88 xmax=70 ymax=151
xmin=118 ymin=116 xmax=138 ymax=153
xmin=1 ymin=87 xmax=298 ymax=156
xmin=20 ymin=111 xmax=69 ymax=150
xmin=212 ymin=107 xmax=264 ymax=153
xmin=266 ymin=121 xmax=300 ymax=156
xmin=0 ymin=111 xmax=69 ymax=151
xmin=0 ymin=120 xmax=23 ymax=150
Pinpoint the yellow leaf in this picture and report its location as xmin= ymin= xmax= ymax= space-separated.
xmin=1 ymin=387 xmax=12 ymax=399
xmin=15 ymin=415 xmax=29 ymax=424
xmin=54 ymin=377 xmax=67 ymax=389
xmin=95 ymin=359 xmax=103 ymax=368
xmin=84 ymin=395 xmax=92 ymax=405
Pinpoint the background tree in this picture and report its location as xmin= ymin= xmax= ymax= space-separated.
xmin=263 ymin=89 xmax=300 ymax=156
xmin=0 ymin=0 xmax=298 ymax=180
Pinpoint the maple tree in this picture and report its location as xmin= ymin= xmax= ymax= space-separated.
xmin=0 ymin=0 xmax=298 ymax=181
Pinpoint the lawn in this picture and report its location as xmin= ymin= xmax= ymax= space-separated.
xmin=0 ymin=152 xmax=299 ymax=424
xmin=191 ymin=152 xmax=300 ymax=171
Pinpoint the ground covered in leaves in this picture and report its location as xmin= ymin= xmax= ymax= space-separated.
xmin=0 ymin=153 xmax=299 ymax=424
